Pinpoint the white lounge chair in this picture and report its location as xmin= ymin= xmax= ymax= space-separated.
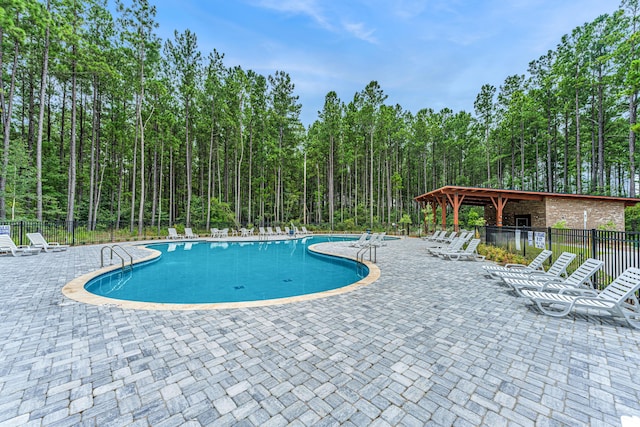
xmin=424 ymin=230 xmax=445 ymax=242
xmin=427 ymin=237 xmax=465 ymax=256
xmin=184 ymin=228 xmax=199 ymax=238
xmin=521 ymin=267 xmax=640 ymax=329
xmin=495 ymin=252 xmax=576 ymax=282
xmin=421 ymin=230 xmax=442 ymax=241
xmin=266 ymin=227 xmax=275 ymax=236
xmin=26 ymin=232 xmax=69 ymax=252
xmin=458 ymin=231 xmax=474 ymax=243
xmin=301 ymin=226 xmax=313 ymax=235
xmin=369 ymin=232 xmax=387 ymax=247
xmin=168 ymin=228 xmax=183 ymax=239
xmin=483 ymin=250 xmax=552 ymax=278
xmin=349 ymin=233 xmax=369 ymax=247
xmin=437 ymin=231 xmax=457 ymax=243
xmin=218 ymin=228 xmax=229 ymax=238
xmin=442 ymin=238 xmax=484 ymax=261
xmin=0 ymin=234 xmax=40 ymax=256
xmin=210 ymin=228 xmax=220 ymax=238
xmin=275 ymin=226 xmax=285 ymax=235
xmin=503 ymin=258 xmax=603 ymax=296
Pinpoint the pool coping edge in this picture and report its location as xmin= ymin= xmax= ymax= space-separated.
xmin=61 ymin=240 xmax=381 ymax=310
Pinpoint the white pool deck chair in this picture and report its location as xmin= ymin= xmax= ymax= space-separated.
xmin=26 ymin=232 xmax=69 ymax=252
xmin=184 ymin=228 xmax=199 ymax=239
xmin=349 ymin=233 xmax=369 ymax=247
xmin=167 ymin=228 xmax=183 ymax=239
xmin=266 ymin=227 xmax=276 ymax=236
xmin=494 ymin=252 xmax=576 ymax=282
xmin=0 ymin=234 xmax=41 ymax=256
xmin=275 ymin=226 xmax=284 ymax=235
xmin=424 ymin=230 xmax=446 ymax=242
xmin=521 ymin=267 xmax=640 ymax=329
xmin=440 ymin=231 xmax=458 ymax=242
xmin=503 ymin=258 xmax=604 ymax=296
xmin=427 ymin=237 xmax=465 ymax=256
xmin=442 ymin=238 xmax=485 ymax=261
xmin=218 ymin=228 xmax=229 ymax=238
xmin=369 ymin=232 xmax=387 ymax=247
xmin=421 ymin=230 xmax=442 ymax=241
xmin=301 ymin=226 xmax=313 ymax=235
xmin=483 ymin=250 xmax=552 ymax=278
xmin=359 ymin=233 xmax=379 ymax=248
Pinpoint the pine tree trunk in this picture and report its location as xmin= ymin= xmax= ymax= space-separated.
xmin=66 ymin=45 xmax=78 ymax=224
xmin=0 ymin=36 xmax=19 ymax=220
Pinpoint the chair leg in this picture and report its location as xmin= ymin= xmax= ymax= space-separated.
xmin=535 ymin=300 xmax=573 ymax=317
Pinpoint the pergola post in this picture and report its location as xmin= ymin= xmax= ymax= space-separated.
xmin=430 ymin=201 xmax=438 ymax=232
xmin=439 ymin=196 xmax=447 ymax=230
xmin=446 ymin=192 xmax=465 ymax=232
xmin=490 ymin=195 xmax=508 ymax=227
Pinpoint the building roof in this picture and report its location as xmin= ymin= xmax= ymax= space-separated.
xmin=414 ymin=186 xmax=640 ymax=207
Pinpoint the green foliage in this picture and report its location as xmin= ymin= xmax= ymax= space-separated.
xmin=1 ymin=0 xmax=639 ymax=234
xmin=596 ymin=221 xmax=617 ymax=231
xmin=478 ymin=244 xmax=528 ymax=265
xmin=626 ymin=203 xmax=640 ymax=231
xmin=551 ymin=220 xmax=568 ymax=229
xmin=209 ymin=198 xmax=235 ymax=226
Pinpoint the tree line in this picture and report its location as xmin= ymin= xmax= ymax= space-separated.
xmin=1 ymin=0 xmax=639 ymax=232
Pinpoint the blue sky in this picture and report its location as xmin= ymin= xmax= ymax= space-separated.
xmin=151 ymin=0 xmax=618 ymax=127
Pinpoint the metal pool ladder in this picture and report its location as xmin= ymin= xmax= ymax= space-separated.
xmin=101 ymin=244 xmax=133 ymax=271
xmin=357 ymin=244 xmax=376 ymax=263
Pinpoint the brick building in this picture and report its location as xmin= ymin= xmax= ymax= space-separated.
xmin=414 ymin=186 xmax=640 ymax=231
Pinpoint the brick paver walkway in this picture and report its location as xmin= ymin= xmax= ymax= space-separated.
xmin=1 ymin=237 xmax=639 ymax=426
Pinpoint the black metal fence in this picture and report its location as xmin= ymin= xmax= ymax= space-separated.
xmin=481 ymin=226 xmax=640 ymax=288
xmin=0 ymin=220 xmax=237 ymax=246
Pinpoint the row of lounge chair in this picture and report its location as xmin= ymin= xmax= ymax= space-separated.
xmin=259 ymin=226 xmax=309 ymax=237
xmin=424 ymin=231 xmax=485 ymax=261
xmin=349 ymin=232 xmax=387 ymax=248
xmin=0 ymin=232 xmax=69 ymax=256
xmin=167 ymin=225 xmax=314 ymax=240
xmin=483 ymin=250 xmax=640 ymax=329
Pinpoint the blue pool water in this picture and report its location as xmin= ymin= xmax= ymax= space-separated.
xmin=85 ymin=236 xmax=368 ymax=304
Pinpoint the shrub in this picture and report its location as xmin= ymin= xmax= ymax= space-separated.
xmin=478 ymin=244 xmax=528 ymax=265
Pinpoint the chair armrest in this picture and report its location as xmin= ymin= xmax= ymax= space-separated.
xmin=503 ymin=263 xmax=527 ymax=268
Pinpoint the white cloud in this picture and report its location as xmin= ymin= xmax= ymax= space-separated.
xmin=248 ymin=0 xmax=334 ymax=31
xmin=342 ymin=22 xmax=378 ymax=43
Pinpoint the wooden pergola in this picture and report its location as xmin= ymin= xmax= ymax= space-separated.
xmin=414 ymin=186 xmax=639 ymax=231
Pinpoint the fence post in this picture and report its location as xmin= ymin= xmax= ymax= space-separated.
xmin=547 ymin=227 xmax=552 ymax=262
xmin=591 ymin=229 xmax=597 ymax=260
xmin=19 ymin=221 xmax=24 ymax=245
xmin=72 ymin=220 xmax=76 ymax=246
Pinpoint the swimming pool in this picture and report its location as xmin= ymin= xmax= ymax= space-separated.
xmin=84 ymin=236 xmax=369 ymax=305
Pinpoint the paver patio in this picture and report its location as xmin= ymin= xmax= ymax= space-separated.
xmin=1 ymin=236 xmax=640 ymax=426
